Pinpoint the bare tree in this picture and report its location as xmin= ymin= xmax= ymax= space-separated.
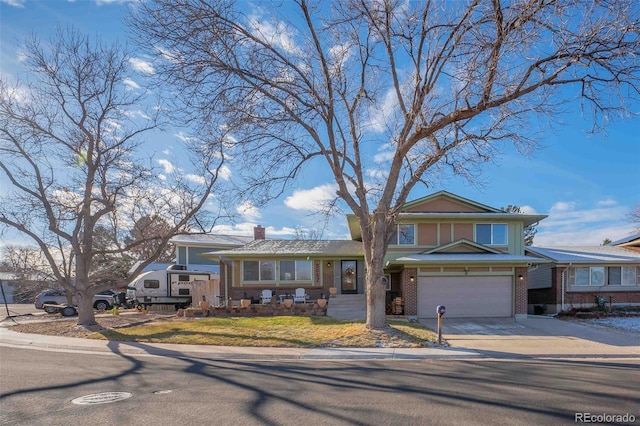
xmin=0 ymin=245 xmax=56 ymax=303
xmin=293 ymin=227 xmax=324 ymax=241
xmin=125 ymin=215 xmax=176 ymax=262
xmin=501 ymin=205 xmax=537 ymax=246
xmin=130 ymin=0 xmax=640 ymax=329
xmin=0 ymin=29 xmax=227 ymax=325
xmin=630 ymin=205 xmax=640 ymax=231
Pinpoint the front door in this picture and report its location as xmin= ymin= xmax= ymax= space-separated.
xmin=341 ymin=260 xmax=357 ymax=294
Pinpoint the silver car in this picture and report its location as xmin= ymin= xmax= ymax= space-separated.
xmin=34 ymin=289 xmax=118 ymax=312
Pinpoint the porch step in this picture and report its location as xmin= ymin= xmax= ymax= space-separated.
xmin=326 ymin=294 xmax=366 ymax=321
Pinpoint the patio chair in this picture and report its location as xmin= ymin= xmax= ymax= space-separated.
xmin=293 ymin=288 xmax=308 ymax=304
xmin=260 ymin=289 xmax=273 ymax=304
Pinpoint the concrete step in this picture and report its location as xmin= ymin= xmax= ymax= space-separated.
xmin=327 ymin=294 xmax=366 ymax=321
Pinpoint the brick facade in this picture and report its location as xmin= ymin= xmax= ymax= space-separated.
xmin=184 ymin=303 xmax=327 ymax=318
xmin=514 ymin=266 xmax=528 ymax=317
xmin=402 ymin=267 xmax=418 ymax=316
xmin=528 ymin=266 xmax=640 ymax=312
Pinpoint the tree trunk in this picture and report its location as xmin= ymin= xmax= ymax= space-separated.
xmin=364 ymin=214 xmax=390 ymax=330
xmin=75 ymin=291 xmax=97 ymax=326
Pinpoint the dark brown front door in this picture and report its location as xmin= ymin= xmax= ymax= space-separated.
xmin=341 ymin=260 xmax=357 ymax=294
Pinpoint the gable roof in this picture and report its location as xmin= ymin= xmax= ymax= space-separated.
xmin=347 ymin=191 xmax=546 ymax=240
xmin=386 ymin=253 xmax=547 ymax=266
xmin=608 ymin=232 xmax=640 ymax=248
xmin=425 ymin=239 xmax=503 ymax=254
xmin=208 ymin=239 xmax=364 ymax=258
xmin=526 ymin=246 xmax=640 ymax=264
xmin=401 ymin=190 xmax=501 ymax=213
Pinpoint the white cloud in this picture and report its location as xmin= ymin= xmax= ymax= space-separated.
xmin=365 ymin=87 xmax=399 ymax=133
xmin=236 ymin=200 xmax=261 ymax=221
xmin=157 ymin=174 xmax=167 ymax=181
xmin=1 ymin=0 xmax=25 ymax=7
xmin=123 ymin=78 xmax=140 ymax=90
xmin=367 ymin=168 xmax=389 ymax=179
xmin=534 ymin=199 xmax=633 ymax=246
xmin=129 ymin=57 xmax=155 ymax=74
xmin=96 ymin=0 xmax=130 ymax=4
xmin=158 ymin=159 xmax=174 ymax=173
xmin=185 ymin=174 xmax=206 ymax=185
xmin=520 ymin=205 xmax=538 ymax=214
xmin=211 ymin=223 xmax=296 ymax=237
xmin=284 ymin=184 xmax=338 ymax=212
xmin=174 ymin=131 xmax=197 ymax=143
xmin=597 ymin=197 xmax=617 ymax=207
xmin=373 ymin=150 xmax=395 ymax=163
xmin=549 ymin=201 xmax=576 ymax=213
xmin=218 ymin=165 xmax=232 ymax=180
xmin=248 ymin=15 xmax=300 ymax=55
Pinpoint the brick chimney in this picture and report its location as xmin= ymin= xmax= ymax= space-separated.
xmin=254 ymin=225 xmax=265 ymax=240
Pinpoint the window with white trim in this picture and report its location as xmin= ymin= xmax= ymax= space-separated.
xmin=243 ymin=260 xmax=275 ymax=281
xmin=279 ymin=260 xmax=312 ymax=281
xmin=571 ymin=266 xmax=639 ymax=286
xmin=475 ymin=224 xmax=508 ymax=245
xmin=390 ymin=224 xmax=415 ymax=245
xmin=608 ymin=266 xmax=638 ymax=286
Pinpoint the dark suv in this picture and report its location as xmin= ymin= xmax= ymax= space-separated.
xmin=34 ymin=289 xmax=118 ymax=312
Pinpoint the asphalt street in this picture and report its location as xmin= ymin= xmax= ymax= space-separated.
xmin=1 ymin=345 xmax=638 ymax=426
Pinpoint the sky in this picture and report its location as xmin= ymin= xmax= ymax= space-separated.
xmin=0 ymin=0 xmax=639 ymax=248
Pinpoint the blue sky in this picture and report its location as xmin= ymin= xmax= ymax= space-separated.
xmin=1 ymin=0 xmax=639 ymax=247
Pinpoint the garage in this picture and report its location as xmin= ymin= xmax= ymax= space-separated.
xmin=417 ymin=276 xmax=513 ymax=318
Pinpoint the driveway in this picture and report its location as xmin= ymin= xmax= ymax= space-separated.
xmin=420 ymin=316 xmax=640 ymax=358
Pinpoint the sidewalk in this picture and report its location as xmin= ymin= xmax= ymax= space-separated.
xmin=0 ymin=326 xmax=478 ymax=360
xmin=2 ymin=315 xmax=639 ymax=361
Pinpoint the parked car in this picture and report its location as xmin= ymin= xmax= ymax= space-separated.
xmin=34 ymin=289 xmax=118 ymax=312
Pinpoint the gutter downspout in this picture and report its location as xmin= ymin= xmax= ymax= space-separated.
xmin=561 ymin=263 xmax=572 ymax=313
xmin=217 ymin=256 xmax=231 ymax=306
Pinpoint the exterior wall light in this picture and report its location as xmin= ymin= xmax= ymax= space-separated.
xmin=326 ymin=262 xmax=331 ymax=267
xmin=409 ymin=275 xmax=415 ymax=283
xmin=518 ymin=274 xmax=524 ymax=281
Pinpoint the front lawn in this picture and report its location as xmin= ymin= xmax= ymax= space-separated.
xmin=90 ymin=316 xmax=436 ymax=348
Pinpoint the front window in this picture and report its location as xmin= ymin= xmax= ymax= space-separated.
xmin=475 ymin=224 xmax=508 ymax=245
xmin=243 ymin=261 xmax=275 ymax=281
xmin=609 ymin=266 xmax=638 ymax=286
xmin=390 ymin=224 xmax=415 ymax=245
xmin=621 ymin=267 xmax=639 ymax=286
xmin=574 ymin=267 xmax=605 ymax=286
xmin=280 ymin=260 xmax=312 ymax=281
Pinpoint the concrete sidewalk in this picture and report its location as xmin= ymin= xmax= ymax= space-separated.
xmin=2 ymin=314 xmax=638 ymax=361
xmin=0 ymin=326 xmax=478 ymax=360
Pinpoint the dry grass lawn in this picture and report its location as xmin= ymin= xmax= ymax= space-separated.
xmin=9 ymin=313 xmax=436 ymax=348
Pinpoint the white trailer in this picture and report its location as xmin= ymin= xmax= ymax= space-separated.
xmin=131 ymin=265 xmax=215 ymax=309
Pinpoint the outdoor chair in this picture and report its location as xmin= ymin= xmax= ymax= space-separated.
xmin=260 ymin=289 xmax=273 ymax=304
xmin=293 ymin=288 xmax=308 ymax=303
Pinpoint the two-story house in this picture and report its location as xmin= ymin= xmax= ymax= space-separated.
xmin=211 ymin=191 xmax=547 ymax=320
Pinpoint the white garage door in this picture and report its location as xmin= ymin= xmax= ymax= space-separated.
xmin=418 ymin=276 xmax=513 ymax=318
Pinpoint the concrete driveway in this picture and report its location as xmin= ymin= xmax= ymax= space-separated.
xmin=420 ymin=316 xmax=640 ymax=358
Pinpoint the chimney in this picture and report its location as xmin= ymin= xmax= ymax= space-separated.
xmin=254 ymin=225 xmax=265 ymax=240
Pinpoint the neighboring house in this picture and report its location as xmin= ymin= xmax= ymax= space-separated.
xmin=527 ymin=242 xmax=640 ymax=314
xmin=211 ymin=191 xmax=547 ymax=320
xmin=607 ymin=232 xmax=640 ymax=252
xmin=0 ymin=272 xmax=16 ymax=303
xmin=129 ymin=233 xmax=254 ymax=276
xmin=170 ymin=233 xmax=255 ymax=272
